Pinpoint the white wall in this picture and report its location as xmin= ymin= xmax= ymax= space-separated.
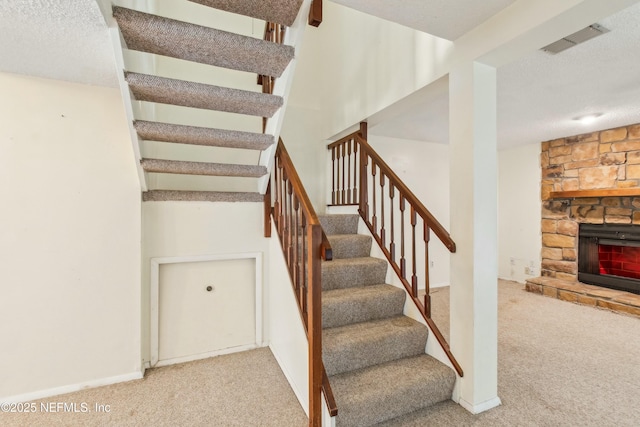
xmin=141 ymin=202 xmax=270 ymax=364
xmin=498 ymin=142 xmax=542 ymax=283
xmin=282 ymin=1 xmax=453 ymax=209
xmin=268 ymin=226 xmax=310 ymax=415
xmin=0 ymin=73 xmax=142 ymax=400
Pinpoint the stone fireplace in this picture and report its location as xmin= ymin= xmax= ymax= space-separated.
xmin=526 ymin=123 xmax=640 ymax=316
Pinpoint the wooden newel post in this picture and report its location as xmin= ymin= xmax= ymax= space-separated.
xmin=358 ymin=122 xmax=368 ymax=216
xmin=264 ymin=180 xmax=272 ymax=238
xmin=309 ymin=0 xmax=323 ymax=27
xmin=308 ymin=223 xmax=323 ymax=426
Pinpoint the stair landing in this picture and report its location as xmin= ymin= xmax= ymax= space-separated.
xmin=525 ymin=276 xmax=640 ymax=318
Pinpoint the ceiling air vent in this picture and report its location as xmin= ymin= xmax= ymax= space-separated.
xmin=541 ymin=24 xmax=609 ymax=55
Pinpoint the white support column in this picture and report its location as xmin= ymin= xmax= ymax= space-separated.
xmin=449 ymin=61 xmax=501 ymax=414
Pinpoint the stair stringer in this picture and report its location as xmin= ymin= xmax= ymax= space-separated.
xmin=107 ymin=22 xmax=153 ymax=191
xmin=258 ymin=0 xmax=314 ymax=194
xmin=325 ymin=205 xmax=462 ymax=402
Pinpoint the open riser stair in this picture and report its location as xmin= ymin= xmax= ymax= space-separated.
xmin=112 ymin=0 xmax=307 ymax=201
xmin=318 ymin=214 xmax=456 ymax=426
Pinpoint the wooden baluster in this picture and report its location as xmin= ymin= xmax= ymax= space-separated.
xmin=301 ymin=213 xmax=308 ymax=319
xmin=279 ymin=169 xmax=286 ymax=242
xmin=380 ymin=173 xmax=386 ymax=247
xmin=274 ymin=157 xmax=281 ymax=232
xmin=347 ymin=139 xmax=352 ymax=204
xmin=287 ymin=180 xmax=294 ymax=272
xmin=336 ymin=144 xmax=341 ymax=204
xmin=400 ymin=195 xmax=406 ymax=280
xmin=331 ymin=147 xmax=336 ymax=205
xmin=389 ymin=184 xmax=395 ymax=261
xmin=424 ymin=222 xmax=431 ymax=318
xmin=341 ymin=142 xmax=346 ymax=204
xmin=264 ymin=180 xmax=272 ymax=238
xmin=282 ymin=173 xmax=288 ymax=242
xmin=293 ymin=195 xmax=300 ymax=296
xmin=411 ymin=206 xmax=418 ymax=297
xmin=353 ymin=142 xmax=359 ymax=204
xmin=300 ymin=211 xmax=308 ymax=317
xmin=371 ymin=161 xmax=377 ymax=232
xmin=359 ymin=148 xmax=368 ymax=220
xmin=278 ymin=166 xmax=285 ymax=240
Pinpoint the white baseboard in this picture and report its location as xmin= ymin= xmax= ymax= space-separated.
xmin=459 ymin=396 xmax=502 ymax=414
xmin=154 ymin=343 xmax=259 ymax=368
xmin=269 ymin=343 xmax=308 ymax=415
xmin=1 ymin=371 xmax=143 ymax=404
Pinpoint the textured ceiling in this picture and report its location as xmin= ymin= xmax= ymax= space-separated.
xmin=370 ymin=2 xmax=640 ymax=149
xmin=0 ymin=0 xmax=118 ymax=87
xmin=2 ymin=1 xmax=640 ymax=151
xmin=331 ymin=0 xmax=518 ymax=40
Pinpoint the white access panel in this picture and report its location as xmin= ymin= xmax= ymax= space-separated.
xmin=157 ymin=258 xmax=257 ymax=365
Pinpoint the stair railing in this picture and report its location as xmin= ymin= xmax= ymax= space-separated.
xmin=265 ymin=139 xmax=337 ymax=426
xmin=327 ymin=123 xmax=464 ymax=377
xmin=258 ymin=22 xmax=285 ymax=98
xmin=259 ymin=0 xmax=322 ymax=96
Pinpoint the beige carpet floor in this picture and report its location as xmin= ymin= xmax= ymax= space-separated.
xmin=0 ymin=347 xmax=308 ymax=427
xmin=381 ymin=280 xmax=640 ymax=426
xmin=2 ymin=280 xmax=639 ymax=426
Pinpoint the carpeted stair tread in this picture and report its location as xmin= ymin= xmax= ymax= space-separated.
xmin=322 ymin=284 xmax=406 ymax=329
xmin=114 ymin=7 xmax=294 ymax=78
xmin=318 ymin=214 xmax=359 ymax=235
xmin=188 ymin=0 xmax=304 ymax=27
xmin=323 ymin=316 xmax=428 ymax=376
xmin=143 ymin=190 xmax=263 ymax=202
xmin=330 ymin=354 xmax=456 ymax=427
xmin=141 ymin=158 xmax=267 ymax=177
xmin=125 ymin=72 xmax=283 ymax=117
xmin=326 ymin=234 xmax=372 ymax=259
xmin=134 ymin=120 xmax=274 ymax=150
xmin=322 ymin=257 xmax=388 ymax=290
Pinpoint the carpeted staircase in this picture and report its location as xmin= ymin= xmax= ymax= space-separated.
xmin=113 ymin=2 xmax=455 ymax=424
xmin=319 ymin=214 xmax=456 ymax=426
xmin=112 ymin=0 xmax=304 ymax=202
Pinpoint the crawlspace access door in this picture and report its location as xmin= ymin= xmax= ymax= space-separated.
xmin=156 ymin=257 xmax=258 ymax=366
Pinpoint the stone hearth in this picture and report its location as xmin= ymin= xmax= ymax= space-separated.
xmin=525 ymin=276 xmax=640 ymax=318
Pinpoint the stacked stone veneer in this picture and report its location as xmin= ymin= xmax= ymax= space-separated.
xmin=541 ymin=123 xmax=640 ymax=280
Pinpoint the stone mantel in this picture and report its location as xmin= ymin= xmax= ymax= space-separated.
xmin=549 ymin=188 xmax=640 ymax=199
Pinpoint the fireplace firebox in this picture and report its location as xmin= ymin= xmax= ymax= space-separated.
xmin=578 ymin=224 xmax=640 ymax=295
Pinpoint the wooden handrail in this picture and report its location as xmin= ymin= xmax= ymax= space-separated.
xmin=266 ymin=139 xmax=336 ymax=425
xmin=322 ymin=368 xmax=338 ymax=416
xmin=327 ymin=126 xmax=463 ymax=377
